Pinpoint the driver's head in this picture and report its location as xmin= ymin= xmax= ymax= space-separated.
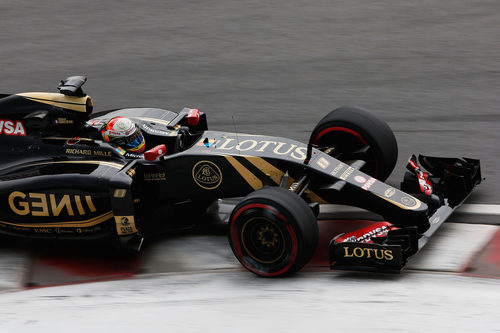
xmin=101 ymin=117 xmax=145 ymax=153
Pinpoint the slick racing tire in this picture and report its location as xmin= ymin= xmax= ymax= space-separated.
xmin=229 ymin=187 xmax=319 ymax=277
xmin=309 ymin=106 xmax=398 ymax=181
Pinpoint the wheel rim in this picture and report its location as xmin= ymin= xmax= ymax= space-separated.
xmin=241 ymin=217 xmax=286 ymax=264
xmin=230 ymin=203 xmax=298 ymax=277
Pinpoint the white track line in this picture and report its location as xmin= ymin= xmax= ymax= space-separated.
xmin=319 ymin=203 xmax=500 ymax=216
xmin=455 ymin=204 xmax=500 ymax=215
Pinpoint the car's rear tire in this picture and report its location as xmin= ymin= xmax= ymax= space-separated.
xmin=309 ymin=106 xmax=398 ymax=181
xmin=229 ymin=187 xmax=318 ymax=277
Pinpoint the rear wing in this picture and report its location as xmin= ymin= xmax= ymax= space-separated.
xmin=329 ymin=155 xmax=482 ymax=272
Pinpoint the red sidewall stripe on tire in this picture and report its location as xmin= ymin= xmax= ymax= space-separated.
xmin=313 ymin=126 xmax=381 ymax=177
xmin=314 ymin=126 xmax=369 ymax=145
xmin=230 ymin=203 xmax=298 ymax=277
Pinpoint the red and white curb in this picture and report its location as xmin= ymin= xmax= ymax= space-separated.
xmin=0 ymin=204 xmax=499 ymax=291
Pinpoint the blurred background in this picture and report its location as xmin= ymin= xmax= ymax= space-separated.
xmin=0 ymin=0 xmax=499 ymax=201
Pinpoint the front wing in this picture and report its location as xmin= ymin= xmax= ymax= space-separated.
xmin=329 ymin=155 xmax=482 ymax=272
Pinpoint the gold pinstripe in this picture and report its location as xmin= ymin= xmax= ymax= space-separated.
xmin=244 ymin=156 xmax=329 ymax=204
xmin=305 ymin=190 xmax=329 ymax=205
xmin=224 ymin=156 xmax=263 ymax=190
xmin=16 ymin=93 xmax=91 ymax=113
xmin=42 ymin=136 xmax=94 ymax=142
xmin=244 ymin=156 xmax=286 ymax=185
xmin=375 ymin=193 xmax=422 ymax=210
xmin=0 ymin=211 xmax=114 ymax=228
xmin=23 ymin=160 xmax=124 ymax=170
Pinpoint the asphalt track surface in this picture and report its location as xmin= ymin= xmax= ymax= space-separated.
xmin=1 ymin=0 xmax=499 ymax=203
xmin=0 ymin=1 xmax=499 ymax=332
xmin=1 ymin=272 xmax=499 ymax=333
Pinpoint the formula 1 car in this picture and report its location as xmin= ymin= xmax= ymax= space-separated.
xmin=0 ymin=76 xmax=481 ymax=277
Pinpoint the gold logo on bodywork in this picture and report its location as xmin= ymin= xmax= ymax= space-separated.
xmin=316 ymin=157 xmax=330 ymax=169
xmin=8 ymin=191 xmax=97 ymax=217
xmin=192 ymin=161 xmax=222 ymax=190
xmin=384 ymin=187 xmax=396 ymax=198
xmin=343 ymin=246 xmax=394 ymax=261
xmin=113 ymin=189 xmax=127 ymax=198
xmin=401 ymin=196 xmax=417 ymax=207
xmin=114 ymin=215 xmax=137 ymax=235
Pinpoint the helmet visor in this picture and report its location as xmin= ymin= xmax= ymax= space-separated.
xmin=118 ymin=127 xmax=145 ymax=153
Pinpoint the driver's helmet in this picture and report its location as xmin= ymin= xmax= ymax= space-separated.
xmin=101 ymin=117 xmax=146 ymax=153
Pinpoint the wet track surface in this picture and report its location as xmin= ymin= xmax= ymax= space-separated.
xmin=0 ymin=1 xmax=500 ymax=331
xmin=1 ymin=220 xmax=499 ymax=333
xmin=2 ymin=271 xmax=500 ymax=333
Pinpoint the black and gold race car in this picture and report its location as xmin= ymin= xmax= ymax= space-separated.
xmin=0 ymin=76 xmax=481 ymax=277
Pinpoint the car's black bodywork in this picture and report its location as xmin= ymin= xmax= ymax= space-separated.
xmin=0 ymin=77 xmax=481 ymax=276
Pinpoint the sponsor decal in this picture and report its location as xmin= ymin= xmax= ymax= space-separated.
xmin=331 ymin=163 xmax=344 ymax=176
xmin=8 ymin=191 xmax=97 ymax=217
xmin=87 ymin=119 xmax=103 ymax=126
xmin=76 ymin=226 xmax=102 ymax=233
xmin=215 ymin=138 xmax=307 ymax=161
xmin=431 ymin=216 xmax=440 ymax=224
xmin=32 ymin=228 xmax=51 ymax=234
xmin=0 ymin=211 xmax=111 ymax=231
xmin=316 ymin=157 xmax=330 ymax=169
xmin=113 ymin=189 xmax=127 ymax=198
xmin=408 ymin=156 xmax=433 ymax=195
xmin=192 ymin=161 xmax=222 ymax=190
xmin=144 ymin=172 xmax=166 ymax=181
xmin=124 ymin=152 xmax=143 ymax=159
xmin=0 ymin=223 xmax=29 ymax=232
xmin=114 ymin=215 xmax=138 ymax=236
xmin=10 ymin=225 xmax=103 ymax=234
xmin=340 ymin=167 xmax=355 ymax=180
xmin=354 ymin=175 xmax=367 ymax=184
xmin=0 ymin=224 xmax=100 ymax=235
xmin=65 ymin=148 xmax=112 ymax=157
xmin=126 ymin=168 xmax=136 ymax=178
xmin=343 ymin=247 xmax=394 ymax=261
xmin=341 ymin=225 xmax=392 ymax=243
xmin=361 ymin=177 xmax=376 ymax=191
xmin=384 ymin=187 xmax=396 ymax=198
xmin=115 ymin=147 xmax=127 ymax=155
xmin=0 ymin=120 xmax=26 ymax=136
xmin=66 ymin=148 xmax=91 ymax=155
xmin=55 ymin=118 xmax=73 ymax=125
xmin=196 ymin=138 xmax=217 ymax=147
xmin=141 ymin=123 xmax=172 ymax=136
xmin=106 ymin=130 xmax=123 ymax=136
xmin=54 ymin=228 xmax=77 ymax=234
xmin=93 ymin=150 xmax=112 ymax=157
xmin=66 ymin=137 xmax=80 ymax=145
xmin=401 ymin=196 xmax=418 ymax=207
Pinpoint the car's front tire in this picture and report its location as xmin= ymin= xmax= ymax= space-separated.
xmin=229 ymin=187 xmax=318 ymax=277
